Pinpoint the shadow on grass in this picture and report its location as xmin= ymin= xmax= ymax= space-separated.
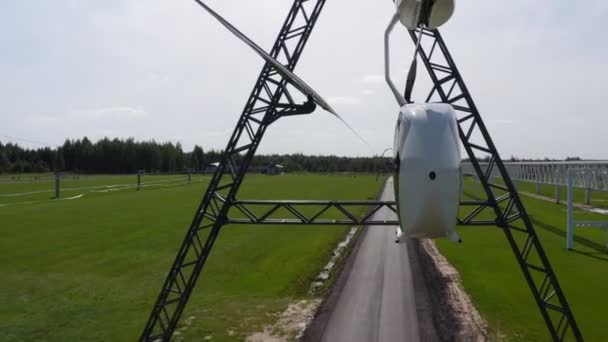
xmin=567 ymin=248 xmax=608 ymax=262
xmin=530 ymin=217 xmax=608 ymax=263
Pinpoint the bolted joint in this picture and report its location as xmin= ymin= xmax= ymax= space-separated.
xmin=269 ymin=95 xmax=317 ymax=123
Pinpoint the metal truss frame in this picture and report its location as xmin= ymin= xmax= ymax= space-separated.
xmin=467 ymin=161 xmax=608 ymax=191
xmin=408 ymin=28 xmax=582 ymax=341
xmin=139 ymin=1 xmax=328 ymax=340
xmin=229 ymin=199 xmax=399 ymax=226
xmin=226 ymin=198 xmax=492 ymax=226
xmin=140 ymin=2 xmax=582 ymax=341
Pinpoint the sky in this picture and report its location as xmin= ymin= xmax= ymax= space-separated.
xmin=1 ymin=0 xmax=607 ymax=159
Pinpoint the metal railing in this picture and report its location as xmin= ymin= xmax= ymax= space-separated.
xmin=566 ymin=169 xmax=608 ymax=250
xmin=465 ymin=161 xmax=608 ymax=204
xmin=464 ymin=161 xmax=608 ymax=190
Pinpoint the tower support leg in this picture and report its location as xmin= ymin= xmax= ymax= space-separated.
xmin=139 ymin=1 xmax=329 ymax=340
xmin=410 ymin=28 xmax=582 ymax=341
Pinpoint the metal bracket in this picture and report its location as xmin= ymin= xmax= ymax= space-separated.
xmin=270 ymin=95 xmax=317 ymax=124
xmin=384 ymin=13 xmax=407 ymax=106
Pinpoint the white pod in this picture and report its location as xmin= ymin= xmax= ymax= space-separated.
xmin=395 ymin=0 xmax=455 ymax=29
xmin=393 ymin=103 xmax=461 ymax=241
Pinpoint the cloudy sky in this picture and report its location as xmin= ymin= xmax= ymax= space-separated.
xmin=1 ymin=0 xmax=607 ymax=159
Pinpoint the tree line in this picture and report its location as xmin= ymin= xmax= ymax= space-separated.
xmin=0 ymin=137 xmax=391 ymax=174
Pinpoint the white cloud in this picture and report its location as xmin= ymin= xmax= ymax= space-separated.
xmin=327 ymin=96 xmax=361 ymax=106
xmin=25 ymin=115 xmax=60 ymax=125
xmin=361 ymin=89 xmax=375 ymax=96
xmin=361 ymin=74 xmax=385 ymax=84
xmin=486 ymin=119 xmax=518 ymax=126
xmin=71 ymin=107 xmax=148 ymax=120
xmin=200 ymin=129 xmax=231 ymax=138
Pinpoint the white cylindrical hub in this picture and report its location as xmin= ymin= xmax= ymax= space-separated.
xmin=395 ymin=0 xmax=455 ymax=29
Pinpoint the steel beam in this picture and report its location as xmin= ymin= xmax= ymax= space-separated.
xmin=226 ymin=199 xmax=502 ymax=226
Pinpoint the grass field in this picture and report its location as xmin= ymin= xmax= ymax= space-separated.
xmin=0 ymin=173 xmax=202 ymax=205
xmin=3 ymin=173 xmax=607 ymax=341
xmin=0 ymin=173 xmax=382 ymax=341
xmin=437 ymin=178 xmax=608 ymax=341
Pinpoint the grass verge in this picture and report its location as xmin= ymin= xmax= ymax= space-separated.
xmin=436 ymin=178 xmax=608 ymax=341
xmin=0 ymin=173 xmax=382 ymax=341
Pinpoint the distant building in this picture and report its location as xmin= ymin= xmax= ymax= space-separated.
xmin=262 ymin=163 xmax=284 ymax=176
xmin=204 ymin=162 xmax=220 ymax=174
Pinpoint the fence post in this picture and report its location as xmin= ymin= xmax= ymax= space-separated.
xmin=555 ymin=184 xmax=561 ymax=204
xmin=566 ymin=171 xmax=574 ymax=250
xmin=585 ymin=188 xmax=592 ymax=205
xmin=137 ymin=171 xmax=142 ymax=191
xmin=55 ymin=172 xmax=61 ymax=199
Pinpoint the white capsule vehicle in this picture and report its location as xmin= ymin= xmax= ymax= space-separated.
xmin=388 ymin=0 xmax=461 ymax=243
xmin=195 ymin=0 xmax=461 ymax=243
xmin=393 ymin=103 xmax=461 ymax=242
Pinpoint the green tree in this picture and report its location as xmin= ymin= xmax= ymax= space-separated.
xmin=0 ymin=149 xmax=10 ymax=172
xmin=191 ymin=145 xmax=205 ymax=170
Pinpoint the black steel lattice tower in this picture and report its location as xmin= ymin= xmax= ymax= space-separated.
xmin=139 ymin=1 xmax=329 ymax=340
xmin=409 ymin=27 xmax=582 ymax=341
xmin=140 ymin=2 xmax=582 ymax=341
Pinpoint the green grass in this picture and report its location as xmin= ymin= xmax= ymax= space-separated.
xmin=0 ymin=173 xmax=382 ymax=341
xmin=437 ymin=178 xmax=608 ymax=341
xmin=4 ymin=173 xmax=605 ymax=341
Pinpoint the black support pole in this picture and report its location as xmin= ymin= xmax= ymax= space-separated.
xmin=55 ymin=172 xmax=61 ymax=199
